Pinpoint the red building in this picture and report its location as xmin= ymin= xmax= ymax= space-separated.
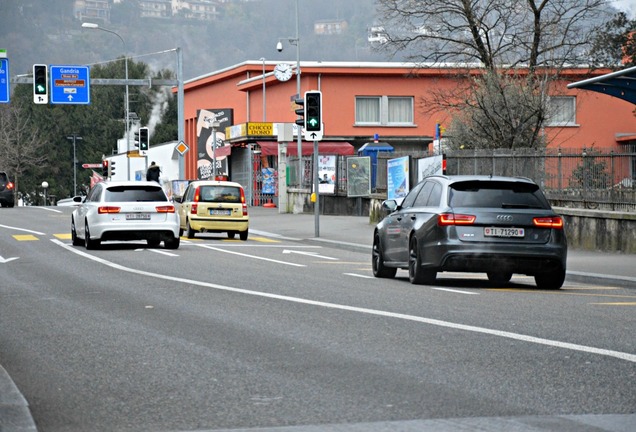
xmin=180 ymin=61 xmax=636 ymax=207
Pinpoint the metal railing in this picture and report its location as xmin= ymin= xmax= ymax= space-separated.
xmin=288 ymin=145 xmax=636 ymax=212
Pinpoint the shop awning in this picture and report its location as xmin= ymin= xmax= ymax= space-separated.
xmin=257 ymin=141 xmax=354 ymax=156
xmin=567 ymin=65 xmax=636 ymax=105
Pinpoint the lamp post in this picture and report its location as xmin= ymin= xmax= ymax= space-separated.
xmin=67 ymin=133 xmax=83 ymax=196
xmin=276 ymin=0 xmax=302 ymax=186
xmin=82 ymin=22 xmax=131 ymax=180
xmin=41 ymin=181 xmax=48 ymax=206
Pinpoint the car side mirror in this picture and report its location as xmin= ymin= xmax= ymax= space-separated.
xmin=173 ymin=196 xmax=182 ymax=203
xmin=382 ymin=199 xmax=398 ymax=212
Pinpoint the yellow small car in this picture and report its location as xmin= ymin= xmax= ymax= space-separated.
xmin=175 ymin=180 xmax=249 ymax=241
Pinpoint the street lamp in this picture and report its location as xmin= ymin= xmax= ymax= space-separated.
xmin=67 ymin=133 xmax=83 ymax=196
xmin=41 ymin=181 xmax=48 ymax=206
xmin=82 ymin=22 xmax=131 ymax=180
xmin=276 ymin=0 xmax=302 ymax=186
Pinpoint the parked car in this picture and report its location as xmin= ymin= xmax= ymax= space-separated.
xmin=372 ymin=175 xmax=567 ymax=289
xmin=174 ymin=180 xmax=249 ymax=241
xmin=0 ymin=171 xmax=15 ymax=208
xmin=71 ymin=181 xmax=180 ymax=249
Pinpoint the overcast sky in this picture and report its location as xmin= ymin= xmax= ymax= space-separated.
xmin=612 ymin=0 xmax=636 ymax=18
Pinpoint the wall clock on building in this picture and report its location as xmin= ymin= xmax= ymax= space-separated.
xmin=274 ymin=63 xmax=293 ymax=82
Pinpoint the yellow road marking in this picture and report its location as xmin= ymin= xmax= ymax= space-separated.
xmin=54 ymin=233 xmax=72 ymax=239
xmin=13 ymin=234 xmax=38 ymax=241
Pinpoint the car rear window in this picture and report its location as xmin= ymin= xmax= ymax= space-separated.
xmin=0 ymin=172 xmax=8 ymax=182
xmin=449 ymin=180 xmax=550 ymax=209
xmin=104 ymin=185 xmax=168 ymax=202
xmin=199 ymin=186 xmax=241 ymax=203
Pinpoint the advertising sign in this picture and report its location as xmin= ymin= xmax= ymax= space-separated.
xmin=196 ymin=108 xmax=233 ymax=179
xmin=346 ymin=156 xmax=371 ymax=197
xmin=318 ymin=155 xmax=336 ymax=194
xmin=387 ymin=156 xmax=410 ymax=201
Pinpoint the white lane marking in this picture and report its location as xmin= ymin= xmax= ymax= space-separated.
xmin=195 ymin=244 xmax=306 ymax=267
xmin=344 ymin=273 xmax=375 ymax=279
xmin=0 ymin=224 xmax=45 ymax=235
xmin=282 ymin=249 xmax=339 ymax=260
xmin=150 ymin=249 xmax=179 ymax=257
xmin=0 ymin=254 xmax=19 ymax=264
xmin=433 ymin=287 xmax=480 ymax=295
xmin=51 ymin=239 xmax=636 ymax=364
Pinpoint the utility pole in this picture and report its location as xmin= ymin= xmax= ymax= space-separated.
xmin=67 ymin=133 xmax=83 ymax=196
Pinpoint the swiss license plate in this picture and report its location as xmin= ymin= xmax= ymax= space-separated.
xmin=126 ymin=213 xmax=151 ymax=220
xmin=210 ymin=209 xmax=231 ymax=216
xmin=484 ymin=227 xmax=525 ymax=238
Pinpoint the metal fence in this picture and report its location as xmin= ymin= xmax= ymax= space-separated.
xmin=288 ymin=145 xmax=636 ymax=212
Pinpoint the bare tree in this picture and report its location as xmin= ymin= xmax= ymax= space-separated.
xmin=375 ymin=0 xmax=614 ymax=149
xmin=0 ymin=101 xmax=49 ymax=204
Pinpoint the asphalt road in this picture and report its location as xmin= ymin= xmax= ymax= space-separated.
xmin=0 ymin=206 xmax=635 ymax=432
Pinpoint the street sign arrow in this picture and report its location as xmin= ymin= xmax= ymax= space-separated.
xmin=0 ymin=254 xmax=19 ymax=264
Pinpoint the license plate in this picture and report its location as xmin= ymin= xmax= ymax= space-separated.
xmin=210 ymin=209 xmax=231 ymax=216
xmin=484 ymin=227 xmax=525 ymax=237
xmin=126 ymin=213 xmax=151 ymax=220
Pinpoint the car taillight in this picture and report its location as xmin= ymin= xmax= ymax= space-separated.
xmin=438 ymin=213 xmax=476 ymax=226
xmin=240 ymin=187 xmax=248 ymax=216
xmin=6 ymin=182 xmax=14 ymax=190
xmin=156 ymin=205 xmax=175 ymax=213
xmin=191 ymin=204 xmax=198 ymax=214
xmin=98 ymin=206 xmax=121 ymax=214
xmin=533 ymin=216 xmax=563 ymax=229
xmin=193 ymin=186 xmax=201 ymax=202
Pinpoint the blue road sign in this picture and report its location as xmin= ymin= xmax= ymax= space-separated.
xmin=50 ymin=65 xmax=90 ymax=105
xmin=0 ymin=59 xmax=9 ymax=103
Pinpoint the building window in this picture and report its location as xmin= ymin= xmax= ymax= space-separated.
xmin=547 ymin=96 xmax=576 ymax=126
xmin=355 ymin=96 xmax=414 ymax=126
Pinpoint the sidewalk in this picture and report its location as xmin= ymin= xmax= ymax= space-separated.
xmin=248 ymin=206 xmax=636 ymax=288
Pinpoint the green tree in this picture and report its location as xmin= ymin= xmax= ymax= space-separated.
xmin=589 ymin=12 xmax=636 ymax=68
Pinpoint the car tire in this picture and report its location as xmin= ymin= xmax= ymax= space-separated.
xmin=84 ymin=223 xmax=100 ymax=250
xmin=71 ymin=218 xmax=83 ymax=246
xmin=185 ymin=219 xmax=195 ymax=239
xmin=228 ymin=231 xmax=236 ymax=239
xmin=239 ymin=230 xmax=248 ymax=241
xmin=372 ymin=233 xmax=397 ymax=278
xmin=534 ymin=266 xmax=566 ymax=290
xmin=164 ymin=236 xmax=180 ymax=249
xmin=487 ymin=271 xmax=513 ymax=286
xmin=409 ymin=237 xmax=436 ymax=285
xmin=147 ymin=238 xmax=161 ymax=248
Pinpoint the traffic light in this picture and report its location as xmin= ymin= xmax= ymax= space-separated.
xmin=294 ymin=97 xmax=305 ymax=127
xmin=139 ymin=127 xmax=149 ymax=155
xmin=33 ymin=64 xmax=48 ymax=104
xmin=134 ymin=131 xmax=139 ymax=147
xmin=102 ymin=159 xmax=109 ymax=177
xmin=305 ymin=91 xmax=322 ymax=132
xmin=108 ymin=161 xmax=116 ymax=178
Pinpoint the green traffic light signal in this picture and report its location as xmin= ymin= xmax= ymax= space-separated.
xmin=33 ymin=64 xmax=48 ymax=96
xmin=305 ymin=91 xmax=322 ymax=132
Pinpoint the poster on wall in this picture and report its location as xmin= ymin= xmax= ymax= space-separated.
xmin=318 ymin=155 xmax=336 ymax=194
xmin=417 ymin=154 xmax=444 ymax=182
xmin=387 ymin=156 xmax=410 ymax=201
xmin=346 ymin=156 xmax=371 ymax=197
xmin=262 ymin=168 xmax=276 ymax=195
xmin=196 ymin=108 xmax=234 ymax=180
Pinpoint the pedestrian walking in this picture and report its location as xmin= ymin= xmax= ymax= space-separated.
xmin=146 ymin=161 xmax=161 ymax=183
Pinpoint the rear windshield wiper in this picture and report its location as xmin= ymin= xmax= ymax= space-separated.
xmin=501 ymin=203 xmax=544 ymax=209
